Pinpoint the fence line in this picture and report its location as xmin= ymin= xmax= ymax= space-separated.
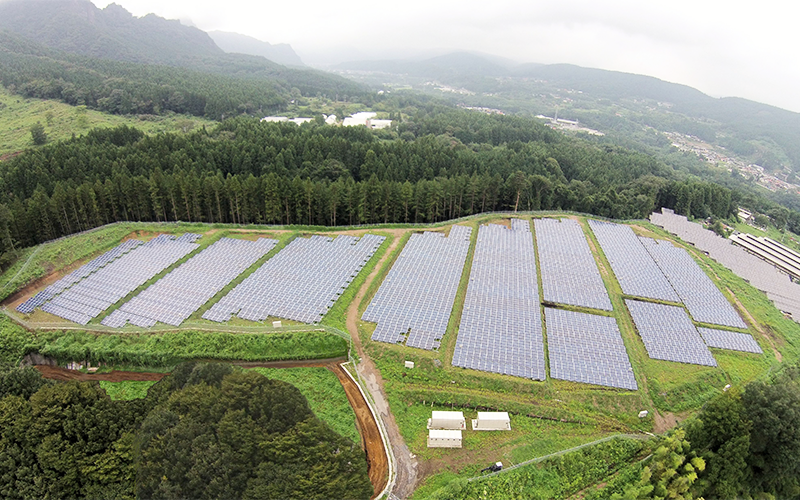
xmin=467 ymin=434 xmax=650 ymax=482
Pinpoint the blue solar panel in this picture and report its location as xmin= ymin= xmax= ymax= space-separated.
xmin=640 ymin=237 xmax=748 ymax=329
xmin=104 ymin=237 xmax=277 ymax=327
xmin=535 ymin=218 xmax=612 ymax=311
xmin=589 ymin=220 xmax=680 ymax=302
xmin=698 ymin=327 xmax=763 ymax=354
xmin=452 ymin=220 xmax=545 ymax=378
xmin=42 ymin=234 xmax=200 ymax=324
xmin=365 ymin=226 xmax=472 ymax=350
xmin=204 ymin=233 xmax=384 ymax=324
xmin=545 ymin=308 xmax=637 ymax=390
xmin=626 ymin=299 xmax=717 ymax=366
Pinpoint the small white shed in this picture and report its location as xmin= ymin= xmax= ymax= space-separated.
xmin=427 ymin=429 xmax=462 ymax=448
xmin=427 ymin=411 xmax=466 ymax=430
xmin=472 ymin=412 xmax=511 ymax=431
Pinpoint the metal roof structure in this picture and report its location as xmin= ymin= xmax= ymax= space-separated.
xmin=451 ymin=220 xmax=545 ymax=379
xmin=203 ymin=233 xmax=384 ymax=324
xmin=40 ymin=234 xmax=202 ymax=325
xmin=545 ymin=308 xmax=638 ymax=390
xmin=365 ymin=226 xmax=472 ymax=350
xmin=626 ymin=299 xmax=717 ymax=366
xmin=535 ymin=218 xmax=612 ymax=311
xmin=729 ymin=232 xmax=800 ymax=280
xmin=640 ymin=237 xmax=748 ymax=329
xmin=589 ymin=220 xmax=680 ymax=302
xmin=651 ymin=208 xmax=800 ymax=322
xmin=102 ymin=237 xmax=277 ymax=327
xmin=698 ymin=327 xmax=763 ymax=354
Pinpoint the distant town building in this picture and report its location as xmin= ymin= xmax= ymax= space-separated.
xmin=260 ymin=116 xmax=314 ymax=125
xmin=342 ymin=111 xmax=392 ymax=129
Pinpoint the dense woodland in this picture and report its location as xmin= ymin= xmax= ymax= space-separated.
xmin=0 ymin=362 xmax=372 ymax=499
xmin=0 ymin=106 xmax=763 ymax=261
xmin=0 ymin=30 xmax=368 ymax=120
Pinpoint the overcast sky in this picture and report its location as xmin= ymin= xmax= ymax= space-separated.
xmin=90 ymin=0 xmax=800 ymax=113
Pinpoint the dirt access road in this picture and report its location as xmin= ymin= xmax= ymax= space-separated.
xmin=346 ymin=230 xmax=419 ymax=499
xmin=35 ymin=358 xmax=389 ymax=500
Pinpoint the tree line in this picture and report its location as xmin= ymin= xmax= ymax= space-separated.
xmin=0 ymin=362 xmax=372 ymax=499
xmin=0 ymin=112 xmax=743 ymax=260
xmin=0 ymin=30 xmax=367 ymax=120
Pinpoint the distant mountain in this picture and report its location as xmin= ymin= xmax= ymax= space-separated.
xmin=336 ymin=52 xmax=800 ymax=173
xmin=208 ymin=31 xmax=304 ymax=67
xmin=0 ymin=0 xmax=366 ymax=108
xmin=0 ymin=0 xmax=222 ymax=65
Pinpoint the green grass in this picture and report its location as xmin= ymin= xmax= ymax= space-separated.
xmin=98 ymin=380 xmax=156 ymax=400
xmin=320 ymin=230 xmax=394 ymax=333
xmin=413 ymin=436 xmax=647 ymax=500
xmin=248 ymin=367 xmax=359 ymax=443
xmin=24 ymin=329 xmax=347 ymax=367
xmin=0 ymin=86 xmax=214 ymax=158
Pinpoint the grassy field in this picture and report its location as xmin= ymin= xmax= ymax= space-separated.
xmin=99 ymin=380 xmax=157 ymax=400
xmin=248 ymin=367 xmax=360 ymax=443
xmin=351 ymin=214 xmax=800 ymax=491
xmin=0 ymin=86 xmax=214 ymax=159
xmin=2 ymin=214 xmax=798 ymax=497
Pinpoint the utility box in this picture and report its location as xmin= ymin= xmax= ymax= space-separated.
xmin=405 ymin=361 xmax=415 ymax=369
xmin=472 ymin=412 xmax=511 ymax=431
xmin=427 ymin=429 xmax=462 ymax=448
xmin=427 ymin=410 xmax=466 ymax=430
xmin=272 ymin=321 xmax=282 ymax=328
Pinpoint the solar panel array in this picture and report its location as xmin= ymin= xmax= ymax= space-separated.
xmin=640 ymin=237 xmax=748 ymax=329
xmin=626 ymin=300 xmax=717 ymax=366
xmin=589 ymin=220 xmax=680 ymax=302
xmin=365 ymin=226 xmax=472 ymax=350
xmin=535 ymin=218 xmax=612 ymax=311
xmin=39 ymin=234 xmax=202 ymax=325
xmin=203 ymin=233 xmax=384 ymax=324
xmin=652 ymin=208 xmax=800 ymax=323
xmin=17 ymin=239 xmax=144 ymax=314
xmin=451 ymin=220 xmax=545 ymax=379
xmin=545 ymin=308 xmax=638 ymax=390
xmin=102 ymin=237 xmax=277 ymax=328
xmin=698 ymin=327 xmax=763 ymax=354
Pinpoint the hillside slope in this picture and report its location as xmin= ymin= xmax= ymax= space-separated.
xmin=208 ymin=30 xmax=304 ymax=67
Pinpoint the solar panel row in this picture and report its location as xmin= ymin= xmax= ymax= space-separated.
xmin=626 ymin=299 xmax=717 ymax=366
xmin=589 ymin=220 xmax=680 ymax=302
xmin=365 ymin=226 xmax=472 ymax=350
xmin=103 ymin=237 xmax=277 ymax=327
xmin=698 ymin=327 xmax=763 ymax=354
xmin=640 ymin=237 xmax=748 ymax=329
xmin=535 ymin=218 xmax=612 ymax=311
xmin=545 ymin=308 xmax=638 ymax=390
xmin=452 ymin=220 xmax=545 ymax=379
xmin=651 ymin=208 xmax=800 ymax=323
xmin=16 ymin=239 xmax=143 ymax=314
xmin=204 ymin=233 xmax=384 ymax=324
xmin=40 ymin=234 xmax=202 ymax=325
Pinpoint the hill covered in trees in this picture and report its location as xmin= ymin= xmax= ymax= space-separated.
xmin=0 ymin=0 xmax=367 ymax=121
xmin=336 ymin=53 xmax=800 ymax=176
xmin=0 ymin=362 xmax=372 ymax=499
xmin=0 ymin=103 xmax=757 ymax=260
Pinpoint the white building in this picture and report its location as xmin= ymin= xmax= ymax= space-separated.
xmin=427 ymin=429 xmax=462 ymax=448
xmin=343 ymin=111 xmax=377 ymax=127
xmin=369 ymin=119 xmax=393 ymax=130
xmin=427 ymin=410 xmax=466 ymax=430
xmin=472 ymin=412 xmax=511 ymax=431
